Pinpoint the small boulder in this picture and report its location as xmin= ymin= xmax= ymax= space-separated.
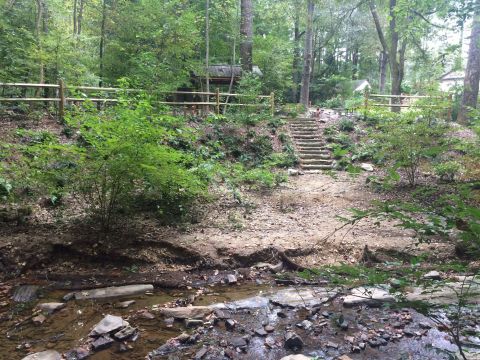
xmin=91 ymin=315 xmax=128 ymax=336
xmin=185 ymin=319 xmax=204 ymax=328
xmin=284 ymin=331 xmax=303 ymax=352
xmin=255 ymin=328 xmax=268 ymax=337
xmin=343 ymin=287 xmax=395 ymax=307
xmin=226 ymin=274 xmax=237 ymax=284
xmin=423 ymin=271 xmax=441 ymax=280
xmin=230 ymin=337 xmax=247 ymax=348
xmin=114 ymin=325 xmax=137 ymax=341
xmin=22 ymin=351 xmax=61 ymax=360
xmin=159 ymin=306 xmax=212 ymax=320
xmin=288 ymin=169 xmax=300 ymax=176
xmin=32 ymin=314 xmax=47 ymax=325
xmin=36 ymin=303 xmax=66 ymax=314
xmin=92 ymin=335 xmax=115 ymax=351
xmin=360 ymin=163 xmax=374 ymax=172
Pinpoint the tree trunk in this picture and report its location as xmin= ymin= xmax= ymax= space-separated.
xmin=379 ymin=51 xmax=387 ymax=93
xmin=300 ymin=0 xmax=314 ymax=107
xmin=240 ymin=0 xmax=253 ymax=72
xmin=99 ymin=0 xmax=107 ymax=87
xmin=292 ymin=2 xmax=302 ymax=103
xmin=34 ymin=0 xmax=45 ymax=95
xmin=78 ymin=0 xmax=84 ymax=35
xmin=459 ymin=3 xmax=480 ymax=123
xmin=205 ymin=0 xmax=210 ymax=113
xmin=73 ymin=0 xmax=77 ymax=35
xmin=388 ymin=0 xmax=401 ymax=112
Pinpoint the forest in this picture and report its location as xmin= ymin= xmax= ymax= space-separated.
xmin=0 ymin=0 xmax=480 ymax=360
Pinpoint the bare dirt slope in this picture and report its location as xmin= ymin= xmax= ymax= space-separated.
xmin=159 ymin=170 xmax=451 ymax=269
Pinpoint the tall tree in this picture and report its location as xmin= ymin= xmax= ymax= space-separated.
xmin=369 ymin=0 xmax=407 ymax=111
xmin=240 ymin=0 xmax=253 ymax=71
xmin=459 ymin=0 xmax=480 ymax=123
xmin=300 ymin=0 xmax=314 ymax=107
xmin=99 ymin=0 xmax=107 ymax=87
xmin=205 ymin=0 xmax=210 ymax=95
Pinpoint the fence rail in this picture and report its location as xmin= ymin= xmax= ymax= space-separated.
xmin=0 ymin=81 xmax=275 ymax=118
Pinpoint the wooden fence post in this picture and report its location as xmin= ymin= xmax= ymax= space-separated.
xmin=270 ymin=92 xmax=275 ymax=116
xmin=58 ymin=80 xmax=66 ymax=121
xmin=215 ymin=88 xmax=220 ymax=115
xmin=363 ymin=88 xmax=369 ymax=119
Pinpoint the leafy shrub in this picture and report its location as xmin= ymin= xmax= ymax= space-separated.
xmin=376 ymin=117 xmax=448 ymax=186
xmin=15 ymin=129 xmax=58 ymax=145
xmin=323 ymin=95 xmax=343 ymax=109
xmin=434 ymin=161 xmax=462 ymax=182
xmin=323 ymin=126 xmax=337 ymax=136
xmin=338 ymin=118 xmax=355 ymax=132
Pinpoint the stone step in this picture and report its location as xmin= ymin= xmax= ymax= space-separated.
xmin=290 ymin=128 xmax=317 ymax=132
xmin=296 ymin=141 xmax=328 ymax=150
xmin=298 ymin=153 xmax=331 ymax=160
xmin=291 ymin=132 xmax=318 ymax=136
xmin=293 ymin=135 xmax=322 ymax=142
xmin=301 ymin=164 xmax=334 ymax=170
xmin=301 ymin=159 xmax=334 ymax=165
xmin=289 ymin=121 xmax=317 ymax=125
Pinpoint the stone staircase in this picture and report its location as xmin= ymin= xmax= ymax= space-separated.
xmin=289 ymin=117 xmax=335 ymax=171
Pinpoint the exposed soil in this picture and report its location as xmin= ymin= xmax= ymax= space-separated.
xmin=0 ymin=111 xmax=459 ymax=279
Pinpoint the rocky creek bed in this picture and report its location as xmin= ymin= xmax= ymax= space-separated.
xmin=1 ymin=270 xmax=480 ymax=360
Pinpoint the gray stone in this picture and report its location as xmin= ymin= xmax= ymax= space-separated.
xmin=360 ymin=163 xmax=374 ymax=172
xmin=406 ymin=282 xmax=480 ymax=305
xmin=279 ymin=356 xmax=312 ymax=360
xmin=226 ymin=274 xmax=237 ymax=284
xmin=36 ymin=303 xmax=66 ymax=314
xmin=74 ymin=284 xmax=154 ymax=300
xmin=114 ymin=325 xmax=137 ymax=340
xmin=423 ymin=271 xmax=441 ymax=280
xmin=288 ymin=169 xmax=300 ymax=176
xmin=211 ymin=296 xmax=269 ymax=310
xmin=194 ymin=347 xmax=208 ymax=360
xmin=12 ymin=285 xmax=39 ymax=303
xmin=269 ymin=287 xmax=339 ymax=308
xmin=230 ymin=337 xmax=247 ymax=348
xmin=64 ymin=347 xmax=90 ymax=360
xmin=22 ymin=351 xmax=62 ymax=360
xmin=296 ymin=320 xmax=313 ymax=330
xmin=32 ymin=314 xmax=47 ymax=325
xmin=390 ymin=279 xmax=403 ymax=288
xmin=91 ymin=315 xmax=128 ymax=336
xmin=116 ymin=300 xmax=136 ymax=309
xmin=264 ymin=325 xmax=275 ymax=333
xmin=92 ymin=335 xmax=115 ymax=351
xmin=284 ymin=331 xmax=303 ymax=351
xmin=159 ymin=306 xmax=212 ymax=319
xmin=255 ymin=328 xmax=268 ymax=336
xmin=184 ymin=319 xmax=204 ymax=328
xmin=225 ymin=319 xmax=236 ymax=329
xmin=138 ymin=310 xmax=155 ymax=319
xmin=343 ymin=287 xmax=395 ymax=307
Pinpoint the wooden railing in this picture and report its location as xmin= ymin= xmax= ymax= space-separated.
xmin=0 ymin=82 xmax=275 ymax=118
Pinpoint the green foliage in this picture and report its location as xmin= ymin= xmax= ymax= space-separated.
xmin=434 ymin=161 xmax=462 ymax=182
xmin=338 ymin=118 xmax=355 ymax=132
xmin=375 ymin=116 xmax=449 ymax=186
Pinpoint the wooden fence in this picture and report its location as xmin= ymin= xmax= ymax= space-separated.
xmin=363 ymin=91 xmax=453 ymax=118
xmin=0 ymin=81 xmax=275 ymax=118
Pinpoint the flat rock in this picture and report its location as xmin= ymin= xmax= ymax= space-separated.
xmin=230 ymin=337 xmax=247 ymax=348
xmin=280 ymin=356 xmax=312 ymax=360
xmin=12 ymin=285 xmax=39 ymax=303
xmin=159 ymin=306 xmax=212 ymax=319
xmin=406 ymin=282 xmax=480 ymax=305
xmin=116 ymin=300 xmax=136 ymax=309
xmin=114 ymin=325 xmax=137 ymax=340
xmin=343 ymin=287 xmax=395 ymax=307
xmin=92 ymin=335 xmax=115 ymax=351
xmin=74 ymin=284 xmax=154 ymax=300
xmin=91 ymin=315 xmax=129 ymax=336
xmin=22 ymin=351 xmax=62 ymax=360
xmin=37 ymin=303 xmax=66 ymax=314
xmin=211 ymin=296 xmax=269 ymax=310
xmin=269 ymin=287 xmax=339 ymax=308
